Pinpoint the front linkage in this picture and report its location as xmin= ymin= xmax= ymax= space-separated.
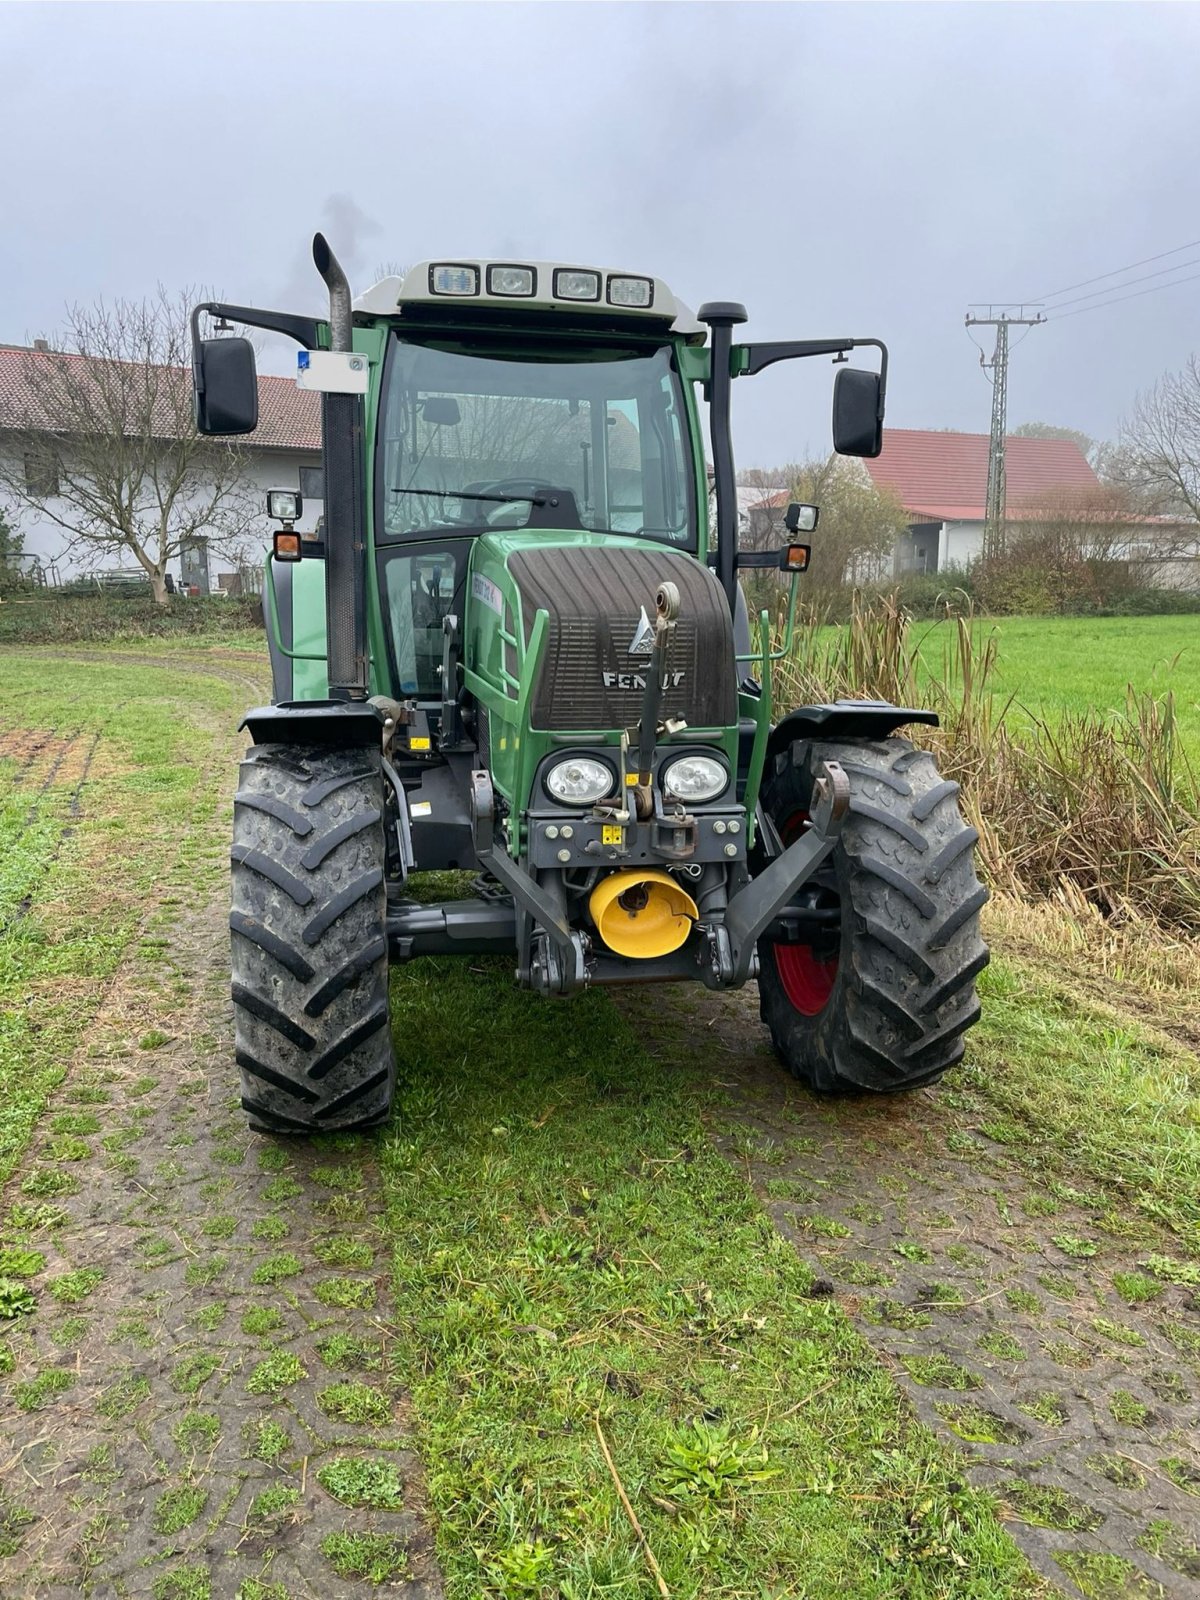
xmin=464 ymin=731 xmax=850 ymax=997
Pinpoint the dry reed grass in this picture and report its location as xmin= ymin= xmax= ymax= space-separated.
xmin=777 ymin=595 xmax=1200 ymax=935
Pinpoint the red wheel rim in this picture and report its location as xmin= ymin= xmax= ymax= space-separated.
xmin=772 ymin=808 xmax=839 ymax=1016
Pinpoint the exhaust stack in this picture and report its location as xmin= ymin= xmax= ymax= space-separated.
xmin=312 ymin=232 xmax=368 ymax=701
xmin=313 ymin=232 xmax=353 ymax=352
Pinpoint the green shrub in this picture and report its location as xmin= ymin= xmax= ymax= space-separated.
xmin=0 ymin=593 xmax=263 ymax=646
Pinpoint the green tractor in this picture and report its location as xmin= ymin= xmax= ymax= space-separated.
xmin=192 ymin=238 xmax=987 ymax=1133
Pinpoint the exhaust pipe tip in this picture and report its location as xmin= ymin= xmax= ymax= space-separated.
xmin=312 ymin=232 xmax=352 ymax=352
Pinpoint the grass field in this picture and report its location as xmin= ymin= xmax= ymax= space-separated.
xmin=3 ymin=640 xmax=1200 ymax=1598
xmin=907 ymin=614 xmax=1200 ymax=752
xmin=0 ymin=649 xmax=255 ymax=1187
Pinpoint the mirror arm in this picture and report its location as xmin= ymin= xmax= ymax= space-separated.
xmin=741 ymin=336 xmax=888 ymax=397
xmin=191 ymin=302 xmax=323 ymax=368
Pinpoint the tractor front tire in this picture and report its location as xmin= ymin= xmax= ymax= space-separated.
xmin=757 ymin=736 xmax=988 ymax=1094
xmin=230 ymin=742 xmax=395 ymax=1133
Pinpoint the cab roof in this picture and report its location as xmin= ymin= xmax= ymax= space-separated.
xmin=354 ymin=260 xmax=706 ymax=343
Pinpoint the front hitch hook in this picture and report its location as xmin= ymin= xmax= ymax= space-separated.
xmin=633 ymin=580 xmax=681 ymax=792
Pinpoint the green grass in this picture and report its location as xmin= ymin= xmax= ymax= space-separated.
xmin=46 ymin=1267 xmax=104 ymax=1303
xmin=154 ymin=1484 xmax=208 ymax=1536
xmin=14 ymin=1367 xmax=74 ymax=1408
xmin=963 ymin=958 xmax=1200 ymax=1251
xmin=320 ymin=1531 xmax=408 ymax=1584
xmin=244 ymin=1485 xmax=300 ymax=1528
xmin=0 ymin=647 xmax=261 ymax=1188
xmin=1000 ymin=1480 xmax=1102 ymax=1533
xmin=244 ymin=1417 xmax=291 ymax=1466
xmin=377 ymin=957 xmax=1040 ymax=1600
xmin=173 ymin=1412 xmax=220 ymax=1453
xmin=317 ymin=1456 xmax=406 ymax=1510
xmin=317 ymin=1380 xmax=392 ymax=1426
xmin=12 ymin=633 xmax=1198 ymax=1598
xmin=905 ymin=614 xmax=1200 ymax=753
xmin=246 ymin=1351 xmax=306 ymax=1395
xmin=249 ymin=1251 xmax=302 ymax=1285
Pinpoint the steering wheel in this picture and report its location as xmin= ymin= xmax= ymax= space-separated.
xmin=459 ymin=478 xmax=560 ymax=526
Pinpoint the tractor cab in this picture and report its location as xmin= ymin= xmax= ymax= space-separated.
xmin=362 ymin=263 xmax=706 ymax=732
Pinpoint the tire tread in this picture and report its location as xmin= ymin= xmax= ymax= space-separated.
xmin=758 ymin=735 xmax=988 ymax=1094
xmin=230 ymin=743 xmax=395 ymax=1132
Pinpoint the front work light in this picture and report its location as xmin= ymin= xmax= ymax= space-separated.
xmin=487 ymin=265 xmax=535 ymax=297
xmin=266 ymin=490 xmax=301 ymax=522
xmin=662 ymin=755 xmax=727 ymax=803
xmin=607 ymin=275 xmax=654 ymax=308
xmin=554 ymin=269 xmax=601 ymax=302
xmin=545 ymin=757 xmax=615 ymax=806
xmin=430 ymin=264 xmax=479 ymax=296
xmin=785 ymin=502 xmax=819 ymax=534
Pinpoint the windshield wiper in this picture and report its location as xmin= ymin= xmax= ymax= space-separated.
xmin=390 ymin=488 xmax=546 ymax=506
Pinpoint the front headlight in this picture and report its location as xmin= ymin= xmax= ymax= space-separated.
xmin=662 ymin=754 xmax=728 ymax=803
xmin=545 ymin=756 xmax=615 ymax=806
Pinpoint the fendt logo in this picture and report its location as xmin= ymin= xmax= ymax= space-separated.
xmin=601 ymin=608 xmax=684 ymax=690
xmin=628 ymin=607 xmax=656 ymax=657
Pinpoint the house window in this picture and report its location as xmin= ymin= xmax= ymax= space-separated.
xmin=299 ymin=465 xmax=324 ymax=502
xmin=24 ymin=450 xmax=59 ymax=496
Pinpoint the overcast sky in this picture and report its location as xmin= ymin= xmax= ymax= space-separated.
xmin=4 ymin=1 xmax=1200 ymax=465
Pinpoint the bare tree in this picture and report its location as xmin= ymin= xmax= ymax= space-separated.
xmin=370 ymin=260 xmax=411 ymax=283
xmin=1011 ymin=420 xmax=1097 ymax=462
xmin=0 ymin=289 xmax=258 ymax=604
xmin=0 ymin=506 xmax=25 ymax=597
xmin=1009 ymin=483 xmax=1143 ymax=564
xmin=785 ymin=455 xmax=904 ymax=599
xmin=733 ymin=465 xmax=791 ymax=552
xmin=1118 ymin=355 xmax=1200 ymax=522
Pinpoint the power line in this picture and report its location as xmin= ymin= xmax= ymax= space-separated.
xmin=1048 ymin=267 xmax=1200 ymax=322
xmin=1029 ymin=237 xmax=1200 ymax=305
xmin=1040 ymin=257 xmax=1200 ymax=315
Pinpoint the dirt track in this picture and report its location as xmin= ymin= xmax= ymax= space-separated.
xmin=622 ymin=983 xmax=1200 ymax=1599
xmin=1 ymin=858 xmax=441 ymax=1598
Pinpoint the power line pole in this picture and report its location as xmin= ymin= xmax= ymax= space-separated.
xmin=964 ymin=306 xmax=1045 ymax=562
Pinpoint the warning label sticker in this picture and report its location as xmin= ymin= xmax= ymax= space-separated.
xmin=471 ymin=573 xmax=504 ymax=616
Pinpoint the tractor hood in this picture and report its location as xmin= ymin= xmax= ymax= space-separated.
xmin=467 ymin=531 xmax=737 ymax=733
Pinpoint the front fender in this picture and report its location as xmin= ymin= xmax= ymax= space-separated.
xmin=767 ymin=699 xmax=938 ymax=762
xmin=240 ymin=701 xmax=385 ymax=747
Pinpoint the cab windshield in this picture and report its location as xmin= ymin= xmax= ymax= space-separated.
xmin=378 ymin=335 xmax=694 ymax=546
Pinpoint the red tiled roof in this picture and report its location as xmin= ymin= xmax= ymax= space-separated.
xmin=0 ymin=344 xmax=321 ymax=453
xmin=863 ymin=428 xmax=1099 ymax=522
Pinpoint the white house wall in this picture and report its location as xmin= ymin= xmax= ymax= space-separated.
xmin=940 ymin=520 xmax=984 ymax=571
xmin=0 ymin=445 xmax=320 ymax=582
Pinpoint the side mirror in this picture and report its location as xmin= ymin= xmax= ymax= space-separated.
xmin=784 ymin=502 xmax=819 ymax=534
xmin=421 ymin=396 xmax=461 ymax=427
xmin=193 ymin=337 xmax=259 ymax=436
xmin=832 ymin=367 xmax=883 ymax=458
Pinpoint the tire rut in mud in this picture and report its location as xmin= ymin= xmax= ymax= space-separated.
xmin=0 ymin=896 xmax=442 ymax=1600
